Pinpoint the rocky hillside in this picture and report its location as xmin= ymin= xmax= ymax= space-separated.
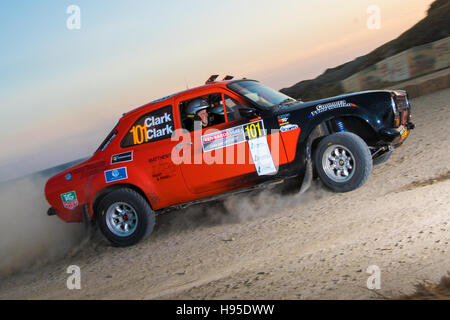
xmin=280 ymin=0 xmax=450 ymax=101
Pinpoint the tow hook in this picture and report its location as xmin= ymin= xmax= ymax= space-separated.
xmin=406 ymin=122 xmax=415 ymax=130
xmin=371 ymin=145 xmax=393 ymax=159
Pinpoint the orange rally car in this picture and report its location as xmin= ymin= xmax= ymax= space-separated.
xmin=45 ymin=75 xmax=414 ymax=246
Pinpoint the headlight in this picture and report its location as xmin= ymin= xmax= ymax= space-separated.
xmin=391 ymin=96 xmax=400 ymax=127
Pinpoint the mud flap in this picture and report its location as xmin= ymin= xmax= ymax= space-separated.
xmin=300 ymin=159 xmax=313 ymax=194
xmin=82 ymin=205 xmax=94 ymax=243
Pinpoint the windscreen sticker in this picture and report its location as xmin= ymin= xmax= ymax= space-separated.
xmin=104 ymin=167 xmax=128 ymax=183
xmin=308 ymin=100 xmax=356 ymax=118
xmin=61 ymin=191 xmax=78 ymax=210
xmin=111 ymin=151 xmax=133 ymax=164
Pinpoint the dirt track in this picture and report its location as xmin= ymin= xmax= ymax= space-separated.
xmin=1 ymin=89 xmax=449 ymax=300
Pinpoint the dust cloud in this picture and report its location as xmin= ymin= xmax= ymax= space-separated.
xmin=0 ymin=174 xmax=86 ymax=277
xmin=155 ymin=180 xmax=330 ymax=236
xmin=0 ymin=170 xmax=328 ymax=276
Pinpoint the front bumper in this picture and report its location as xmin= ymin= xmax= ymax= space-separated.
xmin=379 ymin=122 xmax=415 ymax=147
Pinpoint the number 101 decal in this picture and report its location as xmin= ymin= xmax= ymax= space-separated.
xmin=243 ymin=120 xmax=265 ymax=140
xmin=244 ymin=120 xmax=277 ymax=176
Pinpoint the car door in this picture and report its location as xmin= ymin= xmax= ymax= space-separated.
xmin=174 ymin=89 xmax=288 ymax=196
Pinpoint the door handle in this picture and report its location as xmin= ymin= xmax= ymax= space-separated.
xmin=175 ymin=142 xmax=192 ymax=150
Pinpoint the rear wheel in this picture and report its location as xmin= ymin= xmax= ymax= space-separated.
xmin=97 ymin=188 xmax=155 ymax=247
xmin=314 ymin=132 xmax=372 ymax=192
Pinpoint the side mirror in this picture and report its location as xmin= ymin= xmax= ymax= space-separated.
xmin=239 ymin=108 xmax=258 ymax=118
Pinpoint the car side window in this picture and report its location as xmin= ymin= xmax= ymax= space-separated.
xmin=223 ymin=94 xmax=250 ymax=121
xmin=121 ymin=105 xmax=174 ymax=148
xmin=179 ymin=93 xmax=226 ymax=132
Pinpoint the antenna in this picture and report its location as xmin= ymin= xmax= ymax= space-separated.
xmin=184 ymin=77 xmax=189 ymax=89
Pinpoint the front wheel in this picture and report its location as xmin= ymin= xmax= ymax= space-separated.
xmin=313 ymin=132 xmax=373 ymax=192
xmin=97 ymin=188 xmax=155 ymax=247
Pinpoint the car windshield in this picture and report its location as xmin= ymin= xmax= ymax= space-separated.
xmin=227 ymin=80 xmax=295 ymax=109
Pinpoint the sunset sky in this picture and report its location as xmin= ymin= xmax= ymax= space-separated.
xmin=0 ymin=0 xmax=434 ymax=181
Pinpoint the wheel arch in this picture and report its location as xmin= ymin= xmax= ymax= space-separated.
xmin=304 ymin=115 xmax=378 ymax=155
xmin=91 ymin=183 xmax=152 ymax=220
xmin=293 ymin=115 xmax=377 ymax=179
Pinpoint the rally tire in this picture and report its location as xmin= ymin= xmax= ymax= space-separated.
xmin=97 ymin=188 xmax=155 ymax=247
xmin=313 ymin=132 xmax=372 ymax=193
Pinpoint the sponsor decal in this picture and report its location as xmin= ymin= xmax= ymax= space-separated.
xmin=202 ymin=130 xmax=231 ymax=143
xmin=277 ymin=113 xmax=290 ymax=119
xmin=308 ymin=100 xmax=356 ymax=118
xmin=280 ymin=124 xmax=299 ymax=132
xmin=277 ymin=113 xmax=290 ymax=126
xmin=65 ymin=173 xmax=72 ymax=181
xmin=124 ymin=105 xmax=175 ymax=147
xmin=243 ymin=120 xmax=277 ymax=175
xmin=101 ymin=132 xmax=117 ymax=151
xmin=199 ymin=120 xmax=276 ymax=175
xmin=201 ymin=120 xmax=268 ymax=152
xmin=202 ymin=126 xmax=246 ymax=152
xmin=248 ymin=136 xmax=277 ymax=176
xmin=111 ymin=151 xmax=133 ymax=164
xmin=61 ymin=191 xmax=78 ymax=210
xmin=104 ymin=167 xmax=128 ymax=183
xmin=148 ymin=153 xmax=171 ymax=163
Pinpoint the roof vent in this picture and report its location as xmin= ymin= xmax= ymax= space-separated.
xmin=205 ymin=74 xmax=219 ymax=84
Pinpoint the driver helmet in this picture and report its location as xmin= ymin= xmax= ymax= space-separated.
xmin=186 ymin=98 xmax=209 ymax=117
